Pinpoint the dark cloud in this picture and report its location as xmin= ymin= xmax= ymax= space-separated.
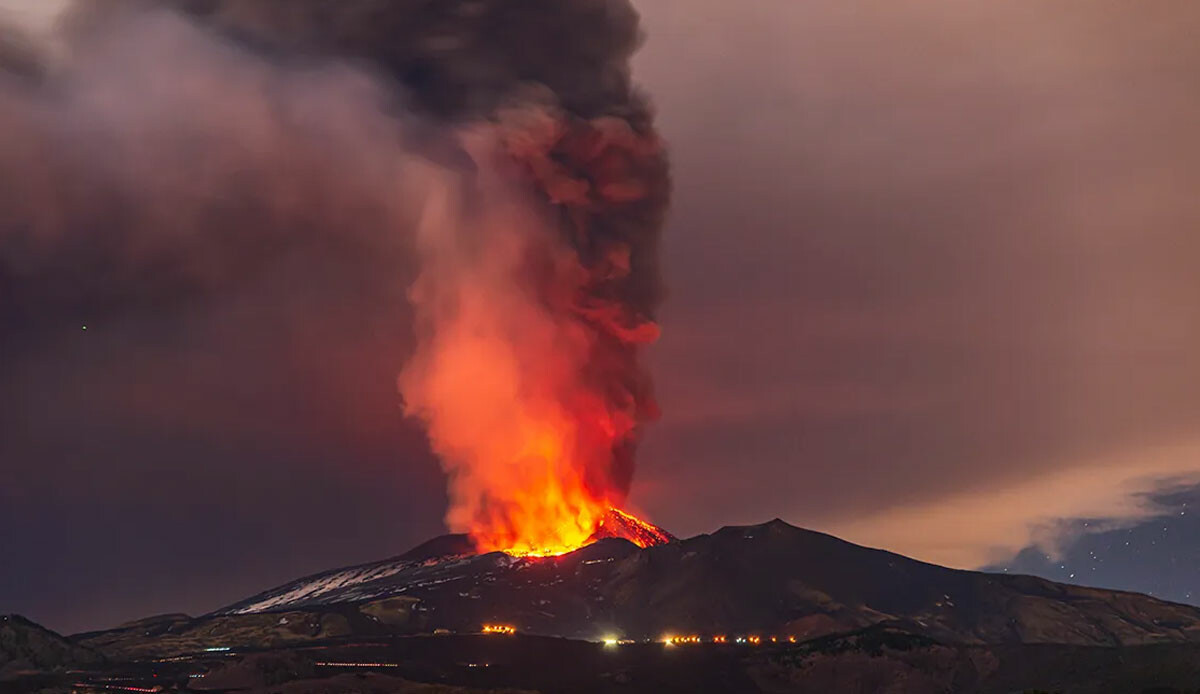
xmin=0 ymin=9 xmax=445 ymax=633
xmin=0 ymin=24 xmax=41 ymax=78
xmin=96 ymin=2 xmax=672 ymax=537
xmin=69 ymin=0 xmax=646 ymax=122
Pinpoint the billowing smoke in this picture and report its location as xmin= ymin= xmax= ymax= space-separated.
xmin=400 ymin=104 xmax=667 ymax=555
xmin=4 ymin=1 xmax=668 ymax=556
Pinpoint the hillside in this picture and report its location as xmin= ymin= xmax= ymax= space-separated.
xmin=0 ymin=614 xmax=102 ymax=678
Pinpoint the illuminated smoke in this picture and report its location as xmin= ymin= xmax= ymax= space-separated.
xmin=18 ymin=0 xmax=670 ymax=555
xmin=149 ymin=0 xmax=672 ymax=554
xmin=401 ymin=102 xmax=668 ymax=555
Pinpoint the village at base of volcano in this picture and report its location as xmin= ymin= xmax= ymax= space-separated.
xmin=5 ymin=1 xmax=1200 ymax=693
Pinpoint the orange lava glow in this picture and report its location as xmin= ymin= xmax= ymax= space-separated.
xmin=495 ymin=506 xmax=667 ymax=557
xmin=465 ymin=399 xmax=621 ymax=558
xmin=399 ymin=114 xmax=666 ymax=560
xmin=596 ymin=508 xmax=673 ymax=547
xmin=476 ymin=476 xmax=608 ymax=559
xmin=399 ymin=205 xmax=639 ymax=558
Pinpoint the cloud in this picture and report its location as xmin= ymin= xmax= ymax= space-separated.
xmin=0 ymin=0 xmax=68 ymax=35
xmin=630 ymin=0 xmax=1200 ymax=564
xmin=828 ymin=441 xmax=1200 ymax=568
xmin=0 ymin=8 xmax=448 ymax=632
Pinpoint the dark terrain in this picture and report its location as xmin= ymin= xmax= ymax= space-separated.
xmin=8 ymin=627 xmax=1200 ymax=693
xmin=0 ymin=616 xmax=102 ymax=680
xmin=212 ymin=520 xmax=1200 ymax=648
xmin=8 ymin=520 xmax=1200 ymax=692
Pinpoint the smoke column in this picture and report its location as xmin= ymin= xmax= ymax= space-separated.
xmin=400 ymin=102 xmax=668 ymax=555
xmin=33 ymin=0 xmax=670 ymax=556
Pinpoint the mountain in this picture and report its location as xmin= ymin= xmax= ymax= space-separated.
xmin=0 ymin=614 xmax=103 ymax=678
xmin=77 ymin=520 xmax=1200 ymax=660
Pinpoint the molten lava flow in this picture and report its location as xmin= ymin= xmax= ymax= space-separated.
xmin=590 ymin=507 xmax=676 ymax=549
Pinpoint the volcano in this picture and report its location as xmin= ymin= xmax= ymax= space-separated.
xmin=76 ymin=519 xmax=1200 ymax=663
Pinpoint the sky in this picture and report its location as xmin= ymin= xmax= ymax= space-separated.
xmin=4 ymin=0 xmax=1200 ymax=634
xmin=983 ymin=483 xmax=1200 ymax=606
xmin=631 ymin=0 xmax=1200 ymax=562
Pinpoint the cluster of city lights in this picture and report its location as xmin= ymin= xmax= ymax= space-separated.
xmin=475 ymin=625 xmax=803 ymax=647
xmin=481 ymin=624 xmax=517 ymax=635
xmin=660 ymin=634 xmax=798 ymax=646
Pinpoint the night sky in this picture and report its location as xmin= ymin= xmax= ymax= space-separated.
xmin=5 ymin=0 xmax=1200 ymax=635
xmin=988 ymin=484 xmax=1200 ymax=606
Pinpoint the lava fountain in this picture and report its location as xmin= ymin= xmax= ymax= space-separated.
xmin=393 ymin=3 xmax=672 ymax=558
xmin=400 ymin=107 xmax=671 ymax=558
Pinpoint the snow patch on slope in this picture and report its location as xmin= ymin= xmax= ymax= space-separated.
xmin=228 ymin=560 xmax=415 ymax=614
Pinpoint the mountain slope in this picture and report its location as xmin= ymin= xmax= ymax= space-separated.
xmin=0 ymin=615 xmax=103 ymax=677
xmin=204 ymin=519 xmax=1200 ymax=648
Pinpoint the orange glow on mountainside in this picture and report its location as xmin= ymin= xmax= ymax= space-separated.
xmin=487 ymin=505 xmax=672 ymax=558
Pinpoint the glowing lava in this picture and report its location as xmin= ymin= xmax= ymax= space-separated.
xmin=492 ymin=506 xmax=675 ymax=558
xmin=398 ymin=112 xmax=669 ymax=563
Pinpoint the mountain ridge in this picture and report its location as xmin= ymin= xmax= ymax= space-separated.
xmin=212 ymin=519 xmax=1200 ymax=644
xmin=73 ymin=519 xmax=1200 ymax=661
xmin=0 ymin=614 xmax=104 ymax=678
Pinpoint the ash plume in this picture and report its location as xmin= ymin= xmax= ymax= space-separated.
xmin=4 ymin=1 xmax=670 ymax=554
